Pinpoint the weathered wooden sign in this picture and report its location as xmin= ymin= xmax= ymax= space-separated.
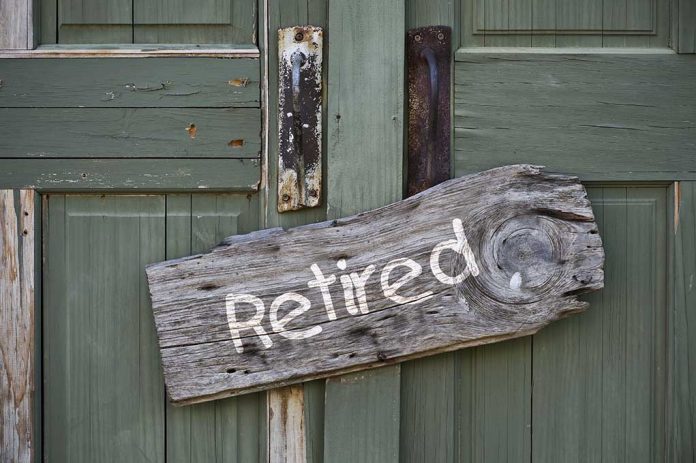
xmin=146 ymin=165 xmax=604 ymax=405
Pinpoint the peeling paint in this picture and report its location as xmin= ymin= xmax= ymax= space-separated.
xmin=228 ymin=78 xmax=249 ymax=87
xmin=277 ymin=26 xmax=323 ymax=213
xmin=228 ymin=139 xmax=245 ymax=148
xmin=186 ymin=124 xmax=197 ymax=139
xmin=124 ymin=81 xmax=172 ymax=92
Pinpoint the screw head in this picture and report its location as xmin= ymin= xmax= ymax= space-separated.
xmin=294 ymin=31 xmax=304 ymax=41
xmin=414 ymin=34 xmax=422 ymax=42
xmin=437 ymin=32 xmax=445 ymax=40
xmin=308 ymin=189 xmax=318 ymax=198
xmin=282 ymin=194 xmax=291 ymax=202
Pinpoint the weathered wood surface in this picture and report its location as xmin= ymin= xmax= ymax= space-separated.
xmin=0 ymin=0 xmax=34 ymax=49
xmin=454 ymin=54 xmax=696 ymax=181
xmin=147 ymin=165 xmax=604 ymax=405
xmin=0 ymin=58 xmax=259 ymax=107
xmin=671 ymin=181 xmax=696 ymax=461
xmin=460 ymin=0 xmax=670 ymax=48
xmin=0 ymin=158 xmax=259 ymax=191
xmin=0 ymin=108 xmax=260 ymax=159
xmin=268 ymin=385 xmax=306 ymax=462
xmin=0 ymin=190 xmax=35 ymax=463
xmin=323 ymin=1 xmax=405 ymax=461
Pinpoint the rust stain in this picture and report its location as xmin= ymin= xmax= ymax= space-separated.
xmin=228 ymin=139 xmax=244 ymax=148
xmin=186 ymin=124 xmax=197 ymax=139
xmin=228 ymin=78 xmax=249 ymax=87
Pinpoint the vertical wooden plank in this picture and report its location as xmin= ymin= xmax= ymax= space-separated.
xmin=166 ymin=193 xmax=265 ymax=463
xmin=531 ymin=187 xmax=605 ymax=463
xmin=531 ymin=0 xmax=556 ymax=46
xmin=467 ymin=339 xmax=532 ymax=462
xmin=677 ymin=0 xmax=696 ymax=52
xmin=40 ymin=0 xmax=57 ymax=44
xmin=263 ymin=1 xmax=329 ymax=461
xmin=0 ymin=190 xmax=35 ymax=463
xmin=671 ymin=181 xmax=696 ymax=460
xmin=268 ymin=385 xmax=307 ymax=462
xmin=399 ymin=354 xmax=456 ymax=463
xmin=44 ymin=195 xmax=166 ymax=463
xmin=325 ymin=0 xmax=404 ymax=217
xmin=456 ymin=339 xmax=532 ymax=463
xmin=133 ymin=0 xmax=256 ymax=44
xmin=58 ymin=0 xmax=133 ymax=43
xmin=324 ymin=369 xmax=401 ymax=462
xmin=532 ymin=186 xmax=667 ymax=463
xmin=601 ymin=188 xmax=630 ymax=462
xmin=555 ymin=0 xmax=602 ymax=30
xmin=406 ymin=0 xmax=455 ymax=29
xmin=461 ymin=0 xmax=484 ymax=47
xmin=323 ymin=0 xmax=404 ymax=461
xmin=0 ymin=0 xmax=31 ymax=48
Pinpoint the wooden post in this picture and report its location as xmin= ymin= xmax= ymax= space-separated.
xmin=0 ymin=190 xmax=35 ymax=463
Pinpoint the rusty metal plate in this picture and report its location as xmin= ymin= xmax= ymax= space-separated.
xmin=278 ymin=26 xmax=323 ymax=212
xmin=406 ymin=26 xmax=452 ymax=197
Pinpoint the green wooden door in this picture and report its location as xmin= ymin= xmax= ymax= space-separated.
xmin=397 ymin=2 xmax=693 ymax=462
xmin=1 ymin=0 xmax=266 ymax=461
xmin=1 ymin=0 xmax=695 ymax=462
xmin=43 ymin=194 xmax=265 ymax=463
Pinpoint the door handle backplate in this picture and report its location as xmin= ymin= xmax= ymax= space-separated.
xmin=278 ymin=26 xmax=323 ymax=213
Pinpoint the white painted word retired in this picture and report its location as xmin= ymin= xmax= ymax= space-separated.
xmin=146 ymin=165 xmax=604 ymax=405
xmin=225 ymin=218 xmax=479 ymax=353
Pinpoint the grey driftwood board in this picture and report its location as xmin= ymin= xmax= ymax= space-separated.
xmin=146 ymin=165 xmax=604 ymax=405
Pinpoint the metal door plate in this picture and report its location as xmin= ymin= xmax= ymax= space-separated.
xmin=278 ymin=26 xmax=323 ymax=212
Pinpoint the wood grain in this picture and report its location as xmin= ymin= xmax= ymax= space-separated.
xmin=0 ymin=0 xmax=33 ymax=48
xmin=323 ymin=0 xmax=405 ymax=458
xmin=671 ymin=181 xmax=696 ymax=461
xmin=460 ymin=0 xmax=669 ymax=48
xmin=268 ymin=385 xmax=306 ymax=462
xmin=0 ymin=190 xmax=35 ymax=463
xmin=262 ymin=3 xmax=330 ymax=462
xmin=146 ymin=165 xmax=604 ymax=405
xmin=676 ymin=0 xmax=696 ymax=53
xmin=0 ymin=158 xmax=260 ymax=191
xmin=0 ymin=58 xmax=260 ymax=108
xmin=43 ymin=195 xmax=166 ymax=463
xmin=164 ymin=193 xmax=265 ymax=463
xmin=454 ymin=54 xmax=696 ymax=181
xmin=0 ymin=108 xmax=260 ymax=159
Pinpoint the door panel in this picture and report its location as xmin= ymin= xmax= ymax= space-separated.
xmin=41 ymin=0 xmax=256 ymax=44
xmin=399 ymin=186 xmax=668 ymax=462
xmin=461 ymin=0 xmax=669 ymax=47
xmin=453 ymin=54 xmax=696 ymax=181
xmin=43 ymin=194 xmax=264 ymax=463
xmin=532 ymin=187 xmax=667 ymax=463
xmin=44 ymin=195 xmax=166 ymax=463
xmin=164 ymin=193 xmax=264 ymax=463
